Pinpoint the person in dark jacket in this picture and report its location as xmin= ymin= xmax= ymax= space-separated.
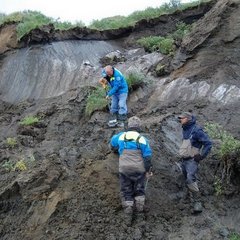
xmin=178 ymin=112 xmax=212 ymax=213
xmin=99 ymin=65 xmax=128 ymax=127
xmin=110 ymin=116 xmax=152 ymax=224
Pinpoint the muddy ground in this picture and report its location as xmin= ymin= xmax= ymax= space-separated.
xmin=0 ymin=0 xmax=240 ymax=239
xmin=0 ymin=84 xmax=239 ymax=240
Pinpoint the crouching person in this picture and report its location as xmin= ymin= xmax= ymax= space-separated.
xmin=110 ymin=116 xmax=152 ymax=225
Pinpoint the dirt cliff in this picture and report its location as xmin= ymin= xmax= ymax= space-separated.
xmin=0 ymin=0 xmax=239 ymax=239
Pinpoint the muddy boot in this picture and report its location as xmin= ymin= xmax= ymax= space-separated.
xmin=122 ymin=201 xmax=134 ymax=226
xmin=135 ymin=195 xmax=145 ymax=212
xmin=178 ymin=185 xmax=189 ymax=209
xmin=117 ymin=114 xmax=127 ymax=128
xmin=193 ymin=201 xmax=203 ymax=213
xmin=107 ymin=113 xmax=118 ymax=127
xmin=189 ymin=183 xmax=203 ymax=213
xmin=134 ymin=196 xmax=146 ymax=225
xmin=187 ymin=181 xmax=199 ymax=192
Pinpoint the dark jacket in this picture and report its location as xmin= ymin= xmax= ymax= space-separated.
xmin=182 ymin=116 xmax=212 ymax=159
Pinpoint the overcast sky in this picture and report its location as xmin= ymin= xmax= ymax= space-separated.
xmin=1 ymin=0 xmax=191 ymax=25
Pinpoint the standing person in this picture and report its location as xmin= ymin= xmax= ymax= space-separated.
xmin=99 ymin=65 xmax=128 ymax=127
xmin=110 ymin=116 xmax=152 ymax=225
xmin=178 ymin=112 xmax=212 ymax=213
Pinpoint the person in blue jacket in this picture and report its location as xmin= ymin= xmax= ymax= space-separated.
xmin=110 ymin=116 xmax=152 ymax=225
xmin=178 ymin=112 xmax=212 ymax=213
xmin=100 ymin=65 xmax=128 ymax=127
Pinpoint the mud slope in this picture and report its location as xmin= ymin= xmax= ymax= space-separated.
xmin=0 ymin=0 xmax=240 ymax=239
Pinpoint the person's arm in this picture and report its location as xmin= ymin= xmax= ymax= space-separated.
xmin=140 ymin=137 xmax=153 ymax=171
xmin=107 ymin=76 xmax=122 ymax=96
xmin=143 ymin=156 xmax=152 ymax=172
xmin=110 ymin=132 xmax=123 ymax=153
xmin=194 ymin=129 xmax=212 ymax=161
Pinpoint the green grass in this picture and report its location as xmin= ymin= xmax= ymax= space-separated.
xmin=229 ymin=233 xmax=240 ymax=240
xmin=205 ymin=122 xmax=240 ymax=184
xmin=14 ymin=159 xmax=27 ymax=171
xmin=213 ymin=176 xmax=223 ymax=196
xmin=126 ymin=71 xmax=146 ymax=91
xmin=205 ymin=123 xmax=240 ymax=160
xmin=171 ymin=22 xmax=192 ymax=41
xmin=2 ymin=155 xmax=36 ymax=172
xmin=1 ymin=0 xmax=211 ymax=39
xmin=136 ymin=21 xmax=191 ymax=55
xmin=6 ymin=137 xmax=17 ymax=148
xmin=89 ymin=0 xmax=211 ymax=30
xmin=0 ymin=10 xmax=85 ymax=40
xmin=13 ymin=11 xmax=53 ymax=40
xmin=2 ymin=160 xmax=15 ymax=172
xmin=137 ymin=36 xmax=175 ymax=55
xmin=19 ymin=116 xmax=39 ymax=126
xmin=85 ymin=87 xmax=108 ymax=116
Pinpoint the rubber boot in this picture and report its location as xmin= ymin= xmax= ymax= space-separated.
xmin=108 ymin=113 xmax=118 ymax=127
xmin=134 ymin=196 xmax=146 ymax=225
xmin=193 ymin=191 xmax=203 ymax=213
xmin=122 ymin=201 xmax=134 ymax=226
xmin=189 ymin=190 xmax=203 ymax=213
xmin=117 ymin=114 xmax=127 ymax=128
xmin=187 ymin=181 xmax=199 ymax=192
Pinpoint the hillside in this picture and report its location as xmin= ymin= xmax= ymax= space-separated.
xmin=0 ymin=0 xmax=239 ymax=239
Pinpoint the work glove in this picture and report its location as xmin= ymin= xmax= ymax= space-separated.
xmin=194 ymin=154 xmax=203 ymax=163
xmin=109 ymin=144 xmax=118 ymax=153
xmin=145 ymin=165 xmax=153 ymax=179
xmin=99 ymin=78 xmax=108 ymax=90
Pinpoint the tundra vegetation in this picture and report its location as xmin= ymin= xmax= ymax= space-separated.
xmin=0 ymin=0 xmax=209 ymax=40
xmin=205 ymin=122 xmax=240 ymax=194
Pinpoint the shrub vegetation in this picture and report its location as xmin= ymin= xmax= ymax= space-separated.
xmin=136 ymin=21 xmax=191 ymax=55
xmin=85 ymin=87 xmax=109 ymax=116
xmin=229 ymin=233 xmax=240 ymax=240
xmin=126 ymin=71 xmax=146 ymax=91
xmin=19 ymin=116 xmax=39 ymax=126
xmin=205 ymin=122 xmax=240 ymax=186
xmin=6 ymin=137 xmax=17 ymax=148
xmin=2 ymin=160 xmax=15 ymax=172
xmin=89 ymin=0 xmax=200 ymax=30
xmin=0 ymin=10 xmax=85 ymax=40
xmin=0 ymin=0 xmax=209 ymax=39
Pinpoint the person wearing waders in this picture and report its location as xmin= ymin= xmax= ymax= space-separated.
xmin=178 ymin=112 xmax=212 ymax=213
xmin=110 ymin=116 xmax=152 ymax=225
xmin=99 ymin=65 xmax=128 ymax=128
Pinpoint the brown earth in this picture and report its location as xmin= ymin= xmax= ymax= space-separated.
xmin=0 ymin=0 xmax=240 ymax=239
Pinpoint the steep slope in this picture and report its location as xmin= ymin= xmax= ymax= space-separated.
xmin=0 ymin=0 xmax=240 ymax=240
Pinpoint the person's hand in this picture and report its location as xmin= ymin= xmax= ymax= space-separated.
xmin=194 ymin=154 xmax=203 ymax=163
xmin=106 ymin=95 xmax=110 ymax=100
xmin=146 ymin=171 xmax=153 ymax=179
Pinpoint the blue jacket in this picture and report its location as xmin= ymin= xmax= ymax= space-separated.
xmin=182 ymin=116 xmax=212 ymax=159
xmin=105 ymin=68 xmax=128 ymax=97
xmin=110 ymin=130 xmax=152 ymax=173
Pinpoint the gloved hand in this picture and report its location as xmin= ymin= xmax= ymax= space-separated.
xmin=194 ymin=154 xmax=203 ymax=163
xmin=146 ymin=171 xmax=153 ymax=179
xmin=110 ymin=145 xmax=118 ymax=153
